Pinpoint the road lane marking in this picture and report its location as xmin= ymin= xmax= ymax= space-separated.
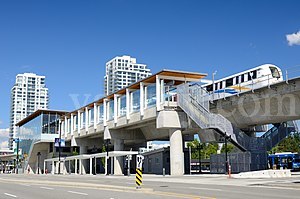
xmin=189 ymin=187 xmax=222 ymax=191
xmin=4 ymin=193 xmax=17 ymax=198
xmin=19 ymin=184 xmax=30 ymax=187
xmin=68 ymin=191 xmax=88 ymax=196
xmin=40 ymin=187 xmax=54 ymax=190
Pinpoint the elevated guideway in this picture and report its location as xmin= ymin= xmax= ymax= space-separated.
xmin=210 ymin=77 xmax=300 ymax=129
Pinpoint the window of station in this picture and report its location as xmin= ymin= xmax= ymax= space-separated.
xmin=225 ymin=78 xmax=233 ymax=87
xmin=146 ymin=84 xmax=156 ymax=107
xmin=108 ymin=100 xmax=114 ymax=120
xmin=131 ymin=90 xmax=140 ymax=112
xmin=98 ymin=104 xmax=104 ymax=124
xmin=119 ymin=95 xmax=126 ymax=117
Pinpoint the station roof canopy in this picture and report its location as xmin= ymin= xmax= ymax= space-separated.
xmin=64 ymin=69 xmax=207 ymax=117
xmin=15 ymin=109 xmax=68 ymax=127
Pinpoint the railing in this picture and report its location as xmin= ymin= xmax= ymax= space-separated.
xmin=177 ymin=83 xmax=244 ymax=150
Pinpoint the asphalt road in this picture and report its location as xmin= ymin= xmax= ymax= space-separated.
xmin=0 ymin=174 xmax=300 ymax=199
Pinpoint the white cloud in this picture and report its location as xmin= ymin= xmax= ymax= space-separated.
xmin=286 ymin=31 xmax=300 ymax=46
xmin=0 ymin=128 xmax=9 ymax=137
xmin=0 ymin=128 xmax=9 ymax=149
xmin=0 ymin=141 xmax=8 ymax=149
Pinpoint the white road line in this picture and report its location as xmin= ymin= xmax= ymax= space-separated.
xmin=40 ymin=187 xmax=54 ymax=190
xmin=189 ymin=187 xmax=222 ymax=191
xmin=19 ymin=184 xmax=30 ymax=187
xmin=4 ymin=193 xmax=17 ymax=198
xmin=68 ymin=191 xmax=88 ymax=196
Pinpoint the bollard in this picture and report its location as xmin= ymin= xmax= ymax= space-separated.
xmin=136 ymin=168 xmax=142 ymax=189
xmin=163 ymin=168 xmax=165 ymax=177
xmin=228 ymin=164 xmax=231 ymax=178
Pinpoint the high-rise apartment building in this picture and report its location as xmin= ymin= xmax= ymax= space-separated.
xmin=9 ymin=73 xmax=49 ymax=149
xmin=104 ymin=55 xmax=151 ymax=95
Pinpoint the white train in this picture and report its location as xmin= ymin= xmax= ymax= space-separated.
xmin=203 ymin=64 xmax=283 ymax=99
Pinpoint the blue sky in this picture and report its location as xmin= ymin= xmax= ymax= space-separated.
xmin=0 ymin=0 xmax=300 ymax=132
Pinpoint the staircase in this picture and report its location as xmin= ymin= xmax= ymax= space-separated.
xmin=261 ymin=121 xmax=297 ymax=151
xmin=177 ymin=83 xmax=246 ymax=151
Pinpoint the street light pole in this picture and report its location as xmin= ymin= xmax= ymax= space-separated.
xmin=224 ymin=135 xmax=231 ymax=175
xmin=58 ymin=130 xmax=61 ymax=175
xmin=212 ymin=71 xmax=217 ymax=101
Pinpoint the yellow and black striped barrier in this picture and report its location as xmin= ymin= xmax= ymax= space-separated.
xmin=135 ymin=168 xmax=142 ymax=188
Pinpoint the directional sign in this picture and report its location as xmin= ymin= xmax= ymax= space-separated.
xmin=136 ymin=155 xmax=144 ymax=169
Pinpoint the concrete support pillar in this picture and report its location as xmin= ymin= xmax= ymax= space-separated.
xmin=169 ymin=129 xmax=184 ymax=176
xmin=140 ymin=82 xmax=144 ymax=116
xmin=113 ymin=139 xmax=124 ymax=175
xmin=80 ymin=146 xmax=88 ymax=174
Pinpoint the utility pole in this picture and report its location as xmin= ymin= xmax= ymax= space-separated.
xmin=224 ymin=135 xmax=231 ymax=175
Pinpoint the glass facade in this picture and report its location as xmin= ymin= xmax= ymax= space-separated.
xmin=108 ymin=100 xmax=114 ymax=120
xmin=146 ymin=84 xmax=156 ymax=107
xmin=119 ymin=95 xmax=126 ymax=117
xmin=98 ymin=104 xmax=104 ymax=124
xmin=131 ymin=90 xmax=140 ymax=112
xmin=89 ymin=108 xmax=94 ymax=126
xmin=18 ymin=111 xmax=61 ymax=155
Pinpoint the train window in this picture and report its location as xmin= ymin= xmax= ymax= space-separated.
xmin=206 ymin=85 xmax=213 ymax=92
xmin=270 ymin=67 xmax=280 ymax=78
xmin=226 ymin=78 xmax=233 ymax=87
xmin=241 ymin=75 xmax=245 ymax=83
xmin=236 ymin=76 xmax=239 ymax=84
xmin=252 ymin=70 xmax=257 ymax=79
xmin=214 ymin=84 xmax=218 ymax=91
xmin=220 ymin=81 xmax=223 ymax=89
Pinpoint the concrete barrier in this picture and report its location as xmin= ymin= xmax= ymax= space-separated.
xmin=231 ymin=169 xmax=291 ymax=178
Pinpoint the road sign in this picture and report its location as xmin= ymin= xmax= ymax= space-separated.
xmin=136 ymin=155 xmax=144 ymax=169
xmin=54 ymin=138 xmax=65 ymax=147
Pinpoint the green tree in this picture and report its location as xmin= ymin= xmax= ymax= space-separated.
xmin=269 ymin=133 xmax=300 ymax=154
xmin=221 ymin=143 xmax=235 ymax=153
xmin=187 ymin=139 xmax=218 ymax=159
